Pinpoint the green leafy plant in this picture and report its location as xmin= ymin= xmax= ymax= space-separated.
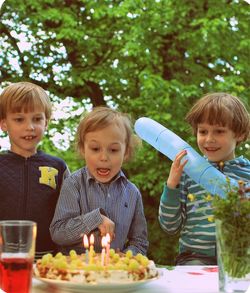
xmin=213 ymin=179 xmax=250 ymax=278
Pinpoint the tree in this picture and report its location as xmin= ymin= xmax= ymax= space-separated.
xmin=1 ymin=0 xmax=249 ymax=264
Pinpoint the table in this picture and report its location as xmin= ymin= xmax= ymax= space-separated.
xmin=32 ymin=266 xmax=221 ymax=293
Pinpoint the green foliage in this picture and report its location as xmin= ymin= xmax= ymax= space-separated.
xmin=213 ymin=182 xmax=250 ymax=278
xmin=1 ymin=0 xmax=249 ymax=265
xmin=213 ymin=181 xmax=250 ymax=230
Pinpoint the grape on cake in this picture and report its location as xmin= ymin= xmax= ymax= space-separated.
xmin=34 ymin=249 xmax=159 ymax=284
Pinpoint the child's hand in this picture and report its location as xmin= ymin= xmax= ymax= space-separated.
xmin=167 ymin=149 xmax=188 ymax=189
xmin=98 ymin=215 xmax=115 ymax=240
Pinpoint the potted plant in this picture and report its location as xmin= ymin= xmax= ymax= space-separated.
xmin=212 ymin=179 xmax=250 ymax=293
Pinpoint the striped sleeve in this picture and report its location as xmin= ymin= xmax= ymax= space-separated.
xmin=158 ymin=183 xmax=186 ymax=235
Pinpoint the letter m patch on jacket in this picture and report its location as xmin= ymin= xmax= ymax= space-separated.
xmin=39 ymin=166 xmax=58 ymax=189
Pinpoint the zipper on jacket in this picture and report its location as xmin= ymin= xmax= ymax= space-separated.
xmin=22 ymin=158 xmax=29 ymax=218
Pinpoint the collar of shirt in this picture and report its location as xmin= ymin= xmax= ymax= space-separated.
xmin=6 ymin=150 xmax=44 ymax=160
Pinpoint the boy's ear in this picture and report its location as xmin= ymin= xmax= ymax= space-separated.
xmin=0 ymin=119 xmax=8 ymax=132
xmin=80 ymin=146 xmax=85 ymax=159
xmin=236 ymin=133 xmax=245 ymax=143
xmin=45 ymin=119 xmax=49 ymax=129
xmin=123 ymin=148 xmax=130 ymax=162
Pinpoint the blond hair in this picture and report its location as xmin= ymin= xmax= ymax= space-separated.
xmin=0 ymin=82 xmax=52 ymax=120
xmin=76 ymin=106 xmax=140 ymax=161
xmin=186 ymin=93 xmax=250 ymax=142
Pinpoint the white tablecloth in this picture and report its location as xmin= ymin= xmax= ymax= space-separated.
xmin=32 ymin=265 xmax=220 ymax=293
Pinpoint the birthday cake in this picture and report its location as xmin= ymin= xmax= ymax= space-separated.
xmin=34 ymin=249 xmax=158 ymax=284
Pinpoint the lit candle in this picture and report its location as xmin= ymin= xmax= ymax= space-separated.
xmin=83 ymin=234 xmax=89 ymax=264
xmin=101 ymin=236 xmax=107 ymax=266
xmin=89 ymin=234 xmax=94 ymax=264
xmin=106 ymin=233 xmax=110 ymax=265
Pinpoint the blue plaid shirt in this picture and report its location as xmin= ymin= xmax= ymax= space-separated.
xmin=50 ymin=167 xmax=148 ymax=255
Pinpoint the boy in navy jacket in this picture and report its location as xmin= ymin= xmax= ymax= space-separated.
xmin=0 ymin=82 xmax=69 ymax=258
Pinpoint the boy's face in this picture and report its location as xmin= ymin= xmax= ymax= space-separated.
xmin=1 ymin=109 xmax=47 ymax=158
xmin=83 ymin=123 xmax=128 ymax=183
xmin=197 ymin=123 xmax=242 ymax=162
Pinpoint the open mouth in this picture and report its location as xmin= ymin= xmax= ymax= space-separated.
xmin=97 ymin=168 xmax=110 ymax=176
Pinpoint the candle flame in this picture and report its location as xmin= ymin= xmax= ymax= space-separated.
xmin=106 ymin=233 xmax=111 ymax=243
xmin=83 ymin=234 xmax=89 ymax=248
xmin=90 ymin=234 xmax=94 ymax=245
xmin=102 ymin=236 xmax=107 ymax=247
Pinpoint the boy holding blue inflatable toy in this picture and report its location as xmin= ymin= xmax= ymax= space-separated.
xmin=158 ymin=93 xmax=250 ymax=265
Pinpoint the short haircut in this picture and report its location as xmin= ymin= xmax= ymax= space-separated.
xmin=76 ymin=106 xmax=141 ymax=161
xmin=185 ymin=93 xmax=250 ymax=142
xmin=0 ymin=81 xmax=52 ymax=120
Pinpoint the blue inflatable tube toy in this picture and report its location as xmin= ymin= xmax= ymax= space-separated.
xmin=134 ymin=117 xmax=238 ymax=198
